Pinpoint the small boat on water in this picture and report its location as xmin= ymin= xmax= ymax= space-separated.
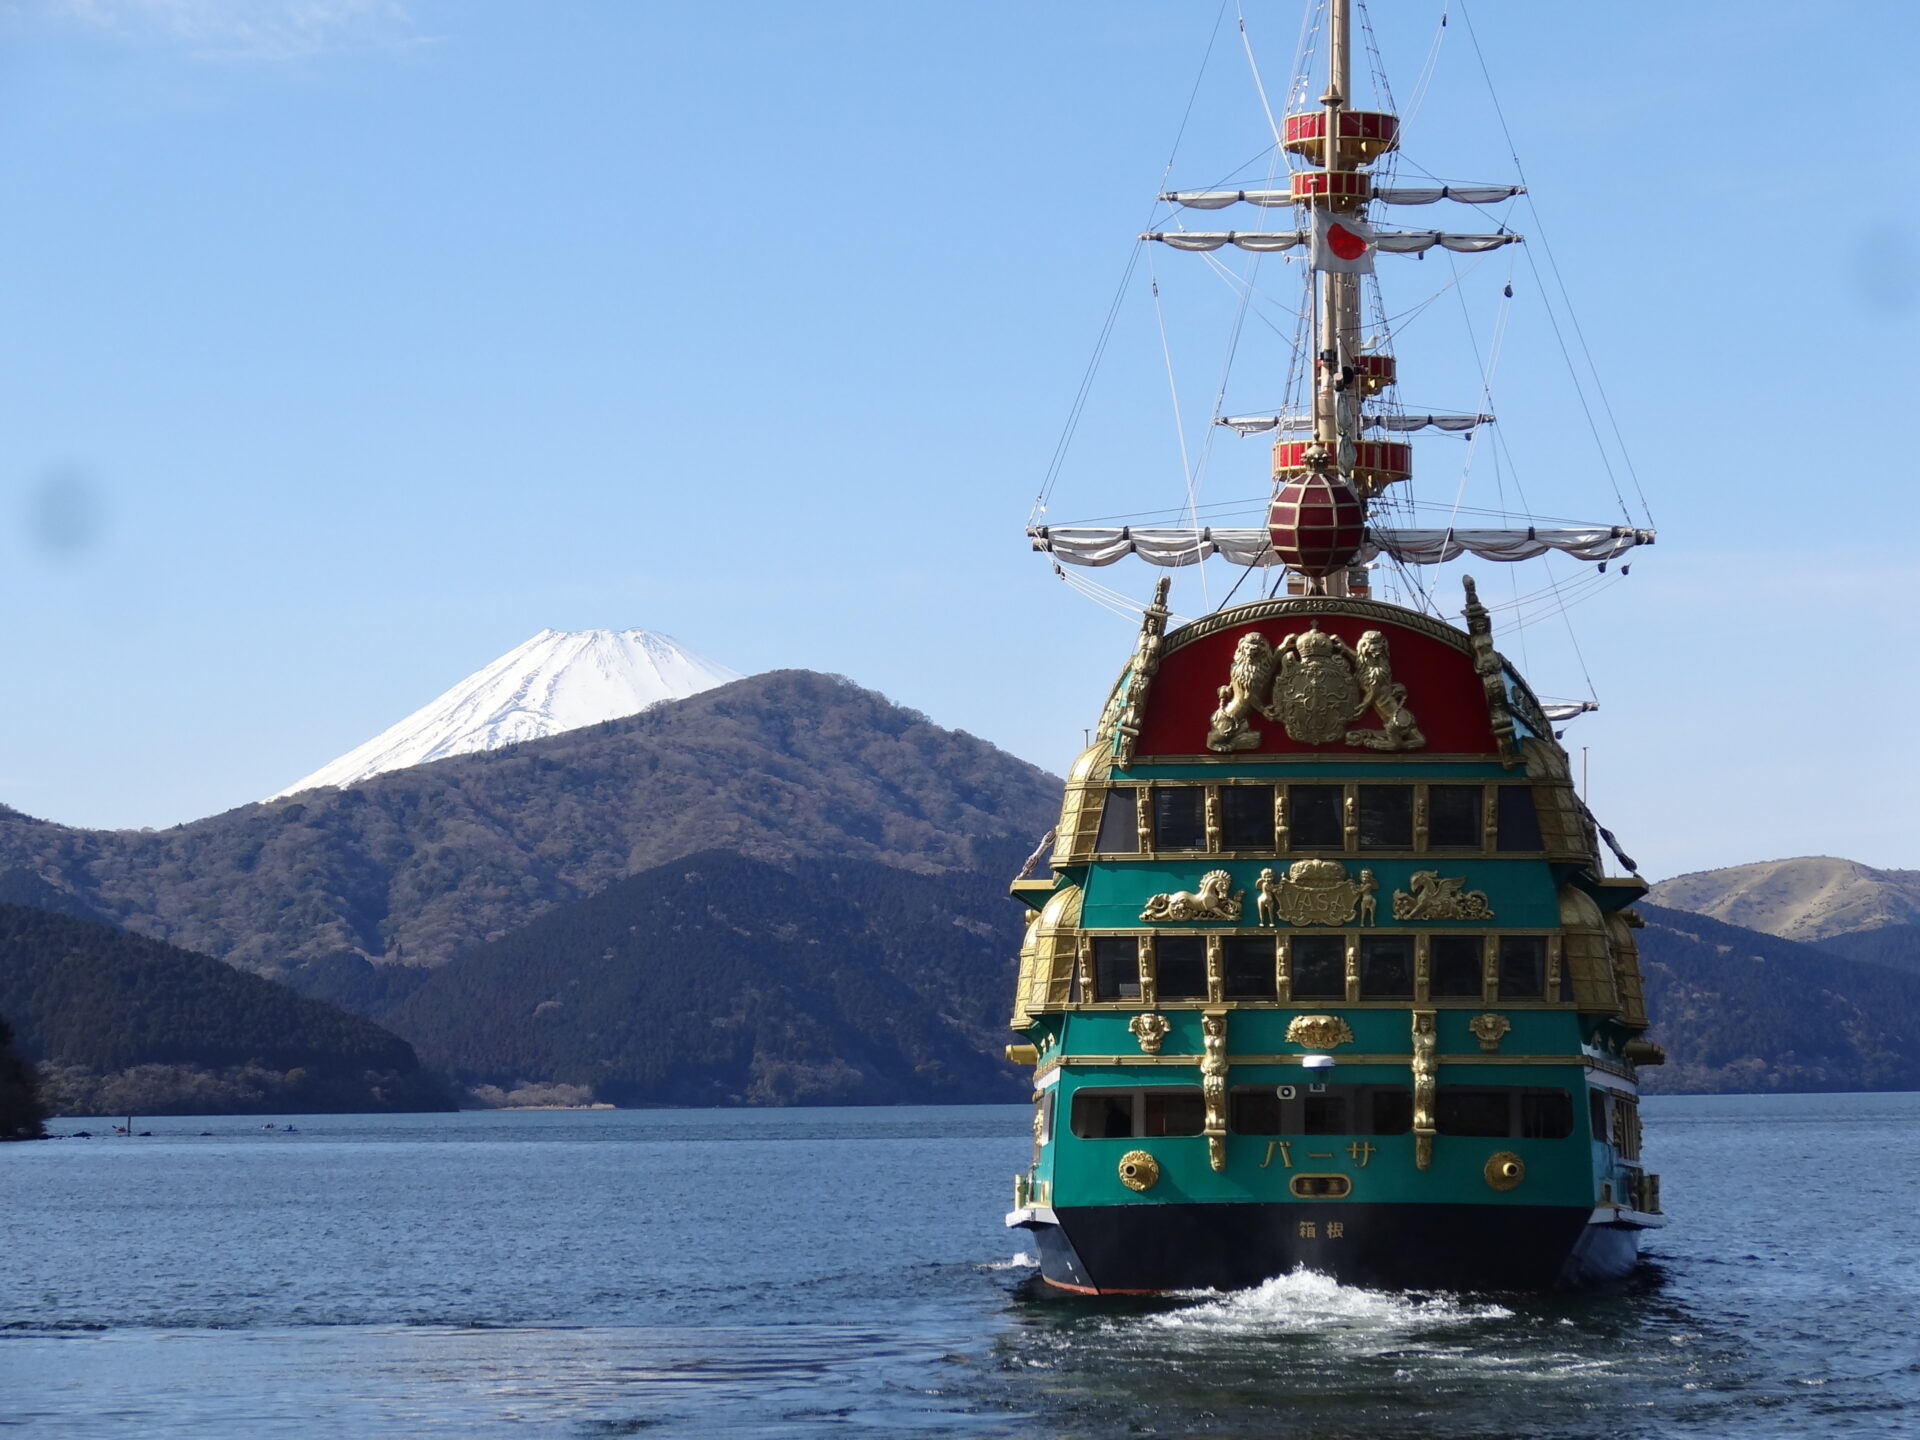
xmin=1005 ymin=0 xmax=1664 ymax=1293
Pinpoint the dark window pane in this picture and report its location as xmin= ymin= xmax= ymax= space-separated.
xmin=1219 ymin=785 xmax=1274 ymax=849
xmin=1223 ymin=937 xmax=1275 ymax=1000
xmin=1589 ymin=1089 xmax=1610 ymax=1142
xmin=1498 ymin=936 xmax=1546 ymax=999
xmin=1070 ymin=1090 xmax=1135 ymax=1139
xmin=1437 ymin=1088 xmax=1512 ymax=1137
xmin=1144 ymin=1091 xmax=1206 ymax=1137
xmin=1303 ymin=1093 xmax=1348 ymax=1134
xmin=1155 ymin=936 xmax=1209 ymax=1000
xmin=1495 ymin=786 xmax=1543 ymax=851
xmin=1230 ymin=1088 xmax=1283 ymax=1134
xmin=1093 ymin=937 xmax=1140 ymax=1001
xmin=1095 ymin=789 xmax=1140 ymax=853
xmin=1369 ymin=1088 xmax=1413 ymax=1135
xmin=1431 ymin=936 xmax=1484 ymax=997
xmin=1358 ymin=786 xmax=1413 ymax=849
xmin=1153 ymin=788 xmax=1207 ymax=850
xmin=1290 ymin=785 xmax=1343 ymax=848
xmin=1428 ymin=785 xmax=1483 ymax=848
xmin=1290 ymin=935 xmax=1347 ymax=999
xmin=1559 ymin=962 xmax=1575 ymax=1002
xmin=1519 ymin=1090 xmax=1573 ymax=1139
xmin=1360 ymin=936 xmax=1414 ymax=999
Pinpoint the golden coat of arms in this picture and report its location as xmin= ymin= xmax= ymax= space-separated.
xmin=1207 ymin=622 xmax=1425 ymax=753
xmin=1255 ymin=860 xmax=1377 ymax=927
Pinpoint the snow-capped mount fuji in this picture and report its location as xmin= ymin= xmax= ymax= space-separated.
xmin=271 ymin=629 xmax=742 ymax=799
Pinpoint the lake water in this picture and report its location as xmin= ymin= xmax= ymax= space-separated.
xmin=3 ymin=1094 xmax=1918 ymax=1438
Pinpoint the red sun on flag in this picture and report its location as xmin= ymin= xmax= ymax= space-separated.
xmin=1326 ymin=222 xmax=1368 ymax=260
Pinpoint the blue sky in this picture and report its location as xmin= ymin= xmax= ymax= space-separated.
xmin=1 ymin=0 xmax=1915 ymax=882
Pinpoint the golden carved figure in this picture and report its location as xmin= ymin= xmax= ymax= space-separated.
xmin=1141 ymin=870 xmax=1244 ymax=923
xmin=1285 ymin=1014 xmax=1354 ymax=1049
xmin=1117 ymin=1150 xmax=1160 ymax=1192
xmin=1112 ymin=577 xmax=1172 ymax=768
xmin=1411 ymin=1009 xmax=1438 ymax=1171
xmin=1128 ymin=1011 xmax=1171 ymax=1055
xmin=1393 ymin=870 xmax=1495 ymax=921
xmin=1200 ymin=1012 xmax=1229 ymax=1172
xmin=1254 ymin=858 xmax=1368 ymax=927
xmin=1206 ymin=622 xmax=1425 ymax=753
xmin=1358 ymin=869 xmax=1379 ymax=925
xmin=1468 ymin=1012 xmax=1512 ymax=1053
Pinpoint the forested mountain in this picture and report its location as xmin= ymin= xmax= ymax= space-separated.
xmin=0 ymin=1011 xmax=44 ymax=1139
xmin=1636 ymin=903 xmax=1920 ymax=1093
xmin=1811 ymin=924 xmax=1920 ymax=979
xmin=378 ymin=850 xmax=1027 ymax=1106
xmin=0 ymin=672 xmax=1060 ymax=981
xmin=0 ymin=904 xmax=452 ymax=1116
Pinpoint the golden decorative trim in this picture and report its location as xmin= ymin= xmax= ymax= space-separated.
xmin=1206 ymin=624 xmax=1426 ymax=753
xmin=1392 ymin=871 xmax=1494 ymax=921
xmin=1162 ymin=596 xmax=1473 ymax=659
xmin=1254 ymin=859 xmax=1375 ymax=926
xmin=1113 ymin=578 xmax=1171 ymax=770
xmin=1039 ymin=1051 xmax=1604 ymax=1071
xmin=1484 ymin=1151 xmax=1526 ymax=1191
xmin=1412 ymin=1009 xmax=1438 ymax=1171
xmin=1201 ymin=1010 xmax=1229 ymax=1172
xmin=1284 ymin=1014 xmax=1355 ymax=1049
xmin=1468 ymin=1013 xmax=1511 ymax=1053
xmin=1141 ymin=871 xmax=1245 ymax=923
xmin=1289 ymin=1174 xmax=1353 ymax=1199
xmin=1117 ymin=1150 xmax=1160 ymax=1192
xmin=1127 ymin=1012 xmax=1170 ymax=1055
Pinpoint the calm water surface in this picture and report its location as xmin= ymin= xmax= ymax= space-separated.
xmin=3 ymin=1095 xmax=1918 ymax=1437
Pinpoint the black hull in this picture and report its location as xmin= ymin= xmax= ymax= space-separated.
xmin=1023 ymin=1202 xmax=1640 ymax=1294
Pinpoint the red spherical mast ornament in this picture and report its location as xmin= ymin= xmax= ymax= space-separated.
xmin=1267 ymin=469 xmax=1366 ymax=577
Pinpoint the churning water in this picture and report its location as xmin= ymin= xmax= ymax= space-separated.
xmin=3 ymin=1095 xmax=1918 ymax=1437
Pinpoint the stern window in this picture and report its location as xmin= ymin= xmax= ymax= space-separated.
xmin=1290 ymin=935 xmax=1347 ymax=1000
xmin=1290 ymin=786 xmax=1343 ymax=848
xmin=1093 ymin=937 xmax=1141 ymax=1002
xmin=1155 ymin=936 xmax=1209 ymax=1000
xmin=1220 ymin=785 xmax=1275 ymax=849
xmin=1153 ymin=788 xmax=1207 ymax=850
xmin=1430 ymin=935 xmax=1484 ymax=997
xmin=1095 ymin=789 xmax=1140 ymax=853
xmin=1358 ymin=786 xmax=1414 ymax=849
xmin=1428 ymin=785 xmax=1483 ymax=848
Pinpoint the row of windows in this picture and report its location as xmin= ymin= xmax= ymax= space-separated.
xmin=1093 ymin=782 xmax=1545 ymax=856
xmin=1085 ymin=932 xmax=1567 ymax=1004
xmin=1068 ymin=1084 xmax=1576 ymax=1140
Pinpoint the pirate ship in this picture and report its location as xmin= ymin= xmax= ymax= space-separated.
xmin=1005 ymin=0 xmax=1664 ymax=1292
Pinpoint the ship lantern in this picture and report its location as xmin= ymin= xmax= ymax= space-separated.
xmin=1267 ymin=472 xmax=1366 ymax=577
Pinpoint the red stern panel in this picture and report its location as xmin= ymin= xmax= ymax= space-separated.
xmin=1132 ymin=609 xmax=1496 ymax=759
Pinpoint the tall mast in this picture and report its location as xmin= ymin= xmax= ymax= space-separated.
xmin=1311 ymin=0 xmax=1361 ymax=596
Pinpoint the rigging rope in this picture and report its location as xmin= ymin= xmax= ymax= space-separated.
xmin=1453 ymin=0 xmax=1654 ymax=528
xmin=1030 ymin=1 xmax=1232 ymax=527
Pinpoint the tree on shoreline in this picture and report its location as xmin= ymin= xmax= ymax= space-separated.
xmin=0 ymin=1012 xmax=46 ymax=1140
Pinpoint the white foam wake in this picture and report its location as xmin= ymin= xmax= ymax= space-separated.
xmin=1143 ymin=1266 xmax=1513 ymax=1338
xmin=981 ymin=1252 xmax=1038 ymax=1272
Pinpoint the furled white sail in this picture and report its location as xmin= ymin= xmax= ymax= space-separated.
xmin=1218 ymin=412 xmax=1493 ymax=436
xmin=1144 ymin=230 xmax=1520 ymax=255
xmin=1160 ymin=184 xmax=1525 ymax=209
xmin=1028 ymin=525 xmax=1653 ymax=569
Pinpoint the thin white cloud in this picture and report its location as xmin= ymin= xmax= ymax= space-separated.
xmin=50 ymin=0 xmax=427 ymax=61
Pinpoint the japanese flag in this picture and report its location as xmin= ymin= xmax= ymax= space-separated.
xmin=1311 ymin=209 xmax=1375 ymax=274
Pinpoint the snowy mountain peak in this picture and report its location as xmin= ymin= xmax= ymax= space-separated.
xmin=271 ymin=629 xmax=742 ymax=798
